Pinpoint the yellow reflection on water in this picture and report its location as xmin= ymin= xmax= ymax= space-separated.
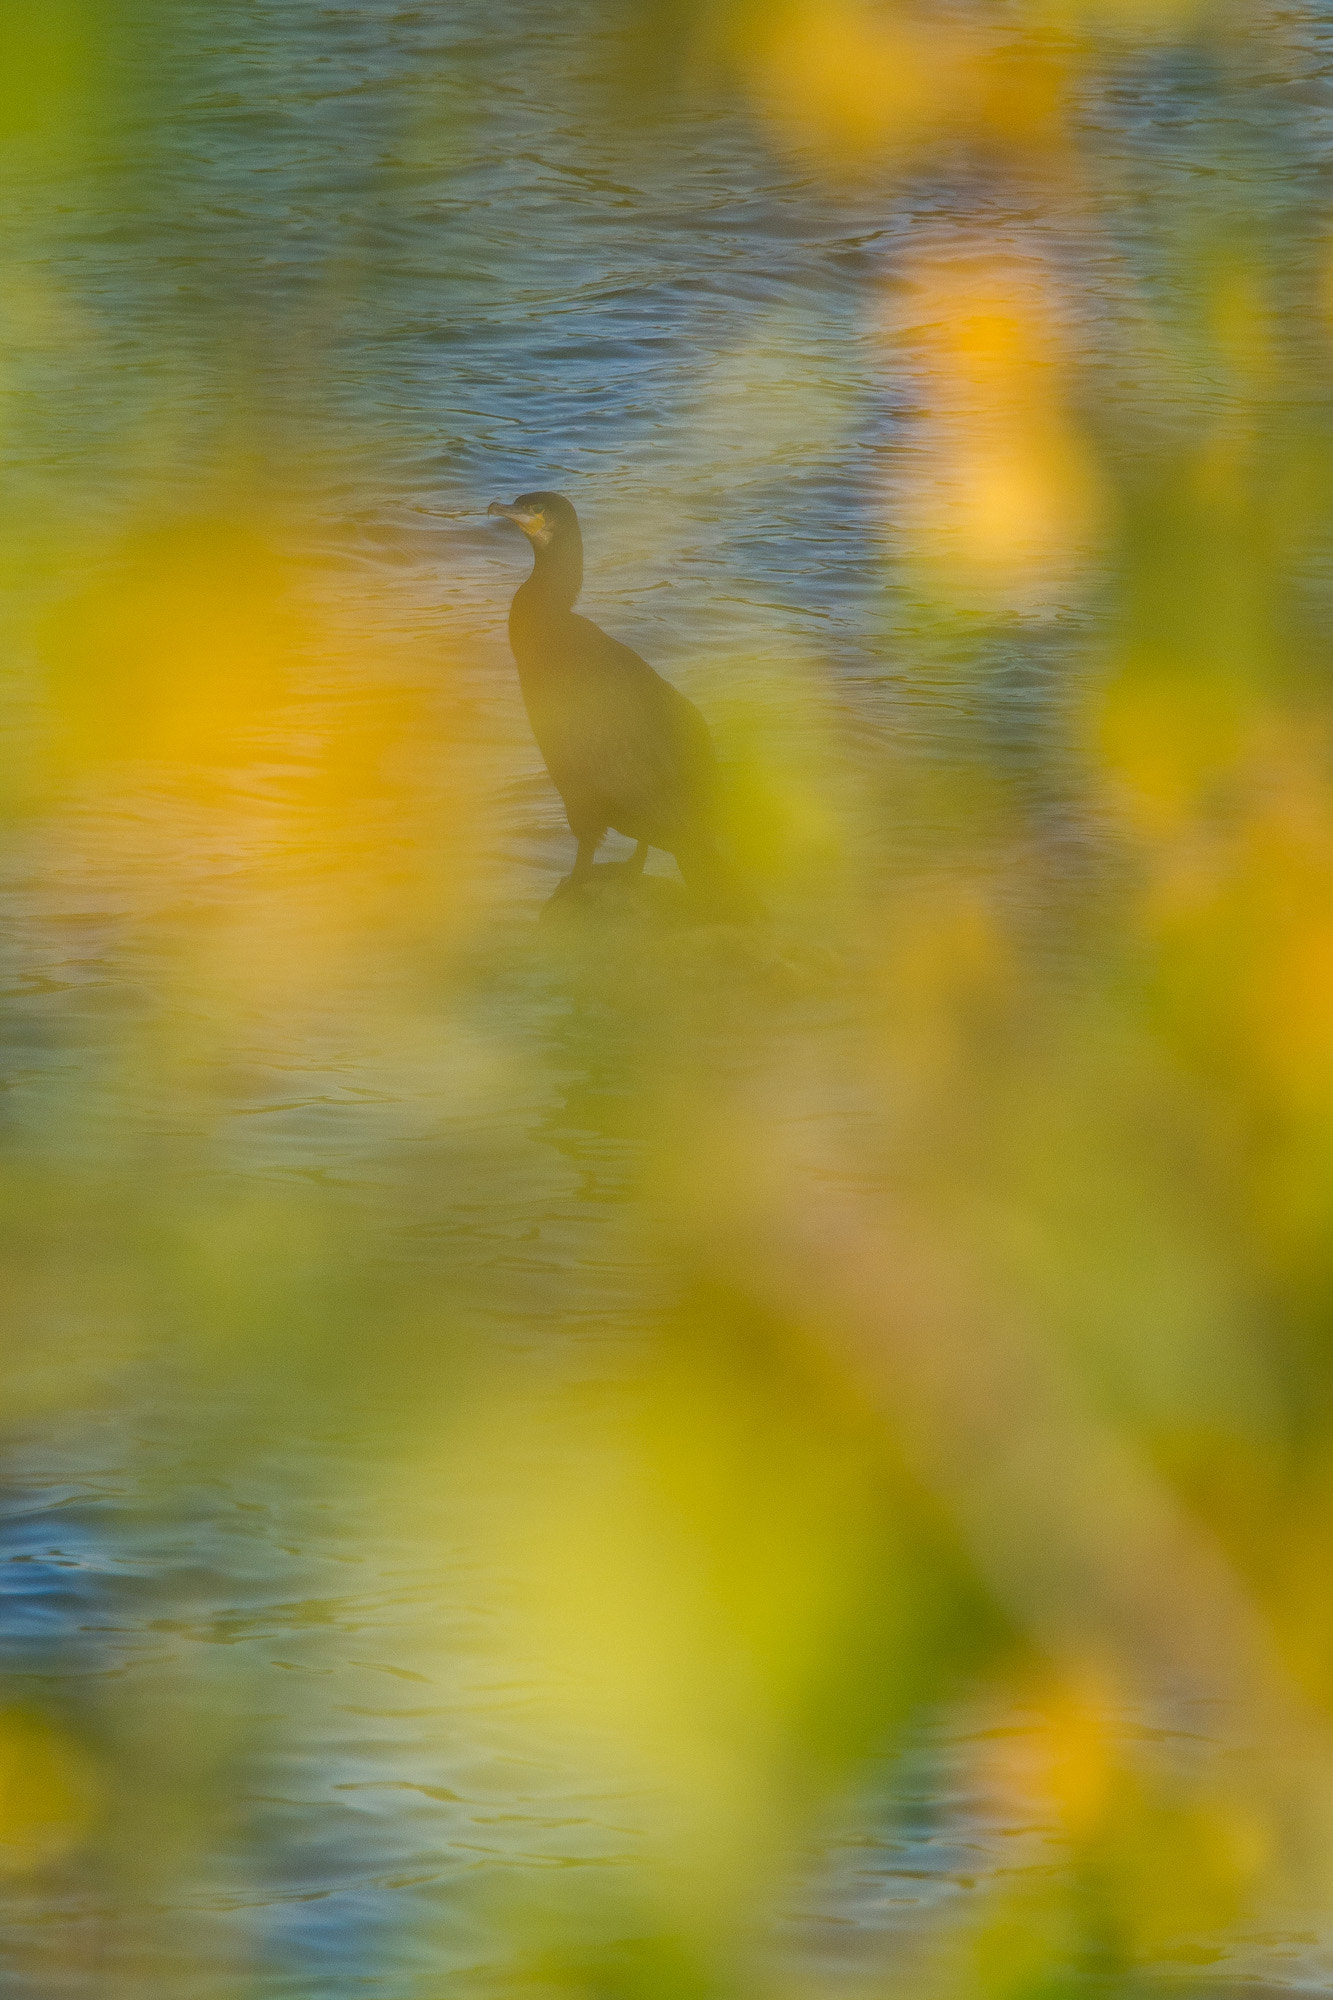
xmin=0 ymin=1711 xmax=98 ymax=1876
xmin=887 ymin=251 xmax=1107 ymax=606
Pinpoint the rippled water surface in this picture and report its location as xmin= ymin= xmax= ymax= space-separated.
xmin=6 ymin=3 xmax=1333 ymax=1994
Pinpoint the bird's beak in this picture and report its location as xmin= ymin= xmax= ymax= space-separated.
xmin=488 ymin=501 xmax=537 ymax=531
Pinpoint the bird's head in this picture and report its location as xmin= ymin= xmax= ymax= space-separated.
xmin=487 ymin=491 xmax=579 ymax=551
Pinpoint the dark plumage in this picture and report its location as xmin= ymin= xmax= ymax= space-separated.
xmin=488 ymin=491 xmax=758 ymax=919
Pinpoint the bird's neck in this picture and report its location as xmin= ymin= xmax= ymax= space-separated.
xmin=519 ymin=535 xmax=582 ymax=614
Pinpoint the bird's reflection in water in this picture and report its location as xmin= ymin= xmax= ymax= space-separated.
xmin=519 ymin=869 xmax=746 ymax=1221
xmin=539 ymin=859 xmax=698 ymax=926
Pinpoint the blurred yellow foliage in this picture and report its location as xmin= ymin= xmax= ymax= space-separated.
xmin=976 ymin=1674 xmax=1118 ymax=1838
xmin=5 ymin=2 xmax=1333 ymax=1997
xmin=401 ymin=1335 xmax=929 ymax=1920
xmin=42 ymin=516 xmax=305 ymax=768
xmin=695 ymin=0 xmax=1068 ymax=162
xmin=1098 ymin=672 xmax=1257 ymax=835
xmin=886 ymin=253 xmax=1106 ymax=602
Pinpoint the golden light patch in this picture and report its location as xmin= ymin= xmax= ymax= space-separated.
xmin=974 ymin=1675 xmax=1117 ymax=1839
xmin=751 ymin=2 xmax=967 ymax=158
xmin=719 ymin=0 xmax=1068 ymax=164
xmin=884 ymin=252 xmax=1105 ymax=604
xmin=0 ymin=1709 xmax=98 ymax=1874
xmin=34 ymin=490 xmax=492 ymax=1026
xmin=41 ymin=514 xmax=305 ymax=767
xmin=1235 ymin=831 xmax=1333 ymax=1110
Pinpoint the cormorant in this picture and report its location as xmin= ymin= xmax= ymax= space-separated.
xmin=488 ymin=491 xmax=758 ymax=919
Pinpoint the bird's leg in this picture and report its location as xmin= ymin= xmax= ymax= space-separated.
xmin=549 ymin=835 xmax=601 ymax=900
xmin=598 ymin=840 xmax=649 ymax=879
xmin=570 ymin=836 xmax=600 ymax=882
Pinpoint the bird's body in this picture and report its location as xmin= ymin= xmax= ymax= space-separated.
xmin=510 ymin=596 xmax=719 ymax=860
xmin=489 ymin=491 xmax=757 ymax=917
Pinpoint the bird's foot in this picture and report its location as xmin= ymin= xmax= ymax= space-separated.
xmin=549 ymin=869 xmax=593 ymax=901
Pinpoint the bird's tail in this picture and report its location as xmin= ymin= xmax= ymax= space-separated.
xmin=674 ymin=838 xmax=766 ymax=924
